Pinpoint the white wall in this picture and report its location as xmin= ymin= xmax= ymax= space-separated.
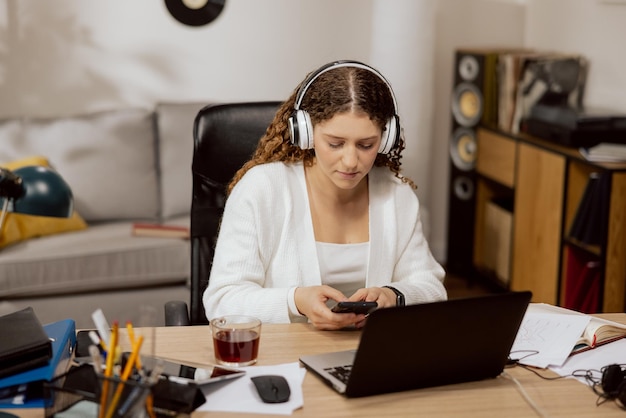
xmin=0 ymin=0 xmax=374 ymax=116
xmin=524 ymin=0 xmax=626 ymax=112
xmin=2 ymin=0 xmax=625 ymax=265
xmin=0 ymin=0 xmax=441 ymax=244
xmin=429 ymin=0 xmax=526 ymax=261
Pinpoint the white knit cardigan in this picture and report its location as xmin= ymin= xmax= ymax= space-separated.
xmin=203 ymin=161 xmax=446 ymax=323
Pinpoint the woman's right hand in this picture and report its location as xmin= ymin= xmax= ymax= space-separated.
xmin=294 ymin=285 xmax=366 ymax=330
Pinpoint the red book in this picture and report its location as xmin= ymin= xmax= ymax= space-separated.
xmin=131 ymin=223 xmax=189 ymax=239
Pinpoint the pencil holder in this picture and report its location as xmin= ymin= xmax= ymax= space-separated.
xmin=96 ymin=373 xmax=152 ymax=418
xmin=44 ymin=364 xmax=153 ymax=418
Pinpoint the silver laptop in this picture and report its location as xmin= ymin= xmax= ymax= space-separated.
xmin=300 ymin=291 xmax=532 ymax=398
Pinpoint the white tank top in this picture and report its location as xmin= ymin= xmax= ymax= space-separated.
xmin=316 ymin=241 xmax=369 ymax=297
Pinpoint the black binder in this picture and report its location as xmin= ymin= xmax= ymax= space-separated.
xmin=0 ymin=307 xmax=52 ymax=378
xmin=568 ymin=172 xmax=610 ymax=247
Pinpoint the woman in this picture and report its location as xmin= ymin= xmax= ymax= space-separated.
xmin=203 ymin=60 xmax=446 ymax=330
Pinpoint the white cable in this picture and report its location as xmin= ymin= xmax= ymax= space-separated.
xmin=502 ymin=371 xmax=551 ymax=418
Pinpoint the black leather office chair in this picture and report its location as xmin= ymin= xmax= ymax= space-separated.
xmin=165 ymin=102 xmax=282 ymax=326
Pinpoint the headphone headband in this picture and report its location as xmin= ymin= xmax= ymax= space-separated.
xmin=294 ymin=60 xmax=399 ymax=113
xmin=288 ymin=60 xmax=400 ymax=154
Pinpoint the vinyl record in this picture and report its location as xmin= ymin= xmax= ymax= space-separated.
xmin=164 ymin=0 xmax=226 ymax=27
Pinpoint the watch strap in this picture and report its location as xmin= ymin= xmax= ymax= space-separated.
xmin=383 ymin=286 xmax=405 ymax=307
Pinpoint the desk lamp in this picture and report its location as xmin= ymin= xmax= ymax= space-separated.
xmin=0 ymin=166 xmax=73 ymax=233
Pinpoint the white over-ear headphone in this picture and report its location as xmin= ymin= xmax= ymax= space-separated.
xmin=287 ymin=60 xmax=400 ymax=154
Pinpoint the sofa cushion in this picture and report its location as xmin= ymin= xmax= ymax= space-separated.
xmin=0 ymin=216 xmax=190 ymax=298
xmin=155 ymin=102 xmax=208 ymax=219
xmin=0 ymin=120 xmax=24 ymax=159
xmin=22 ymin=109 xmax=159 ymax=222
xmin=0 ymin=155 xmax=88 ymax=249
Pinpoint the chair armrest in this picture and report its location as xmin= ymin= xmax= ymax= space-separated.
xmin=164 ymin=300 xmax=190 ymax=326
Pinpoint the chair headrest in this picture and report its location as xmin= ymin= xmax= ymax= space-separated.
xmin=192 ymin=102 xmax=282 ymax=185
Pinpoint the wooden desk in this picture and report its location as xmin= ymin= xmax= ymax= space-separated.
xmin=6 ymin=316 xmax=626 ymax=417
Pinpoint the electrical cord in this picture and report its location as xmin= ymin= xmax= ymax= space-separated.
xmin=501 ymin=370 xmax=551 ymax=418
xmin=505 ymin=357 xmax=622 ymax=412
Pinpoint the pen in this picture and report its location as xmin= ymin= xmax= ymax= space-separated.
xmin=89 ymin=330 xmax=108 ymax=353
xmin=88 ymin=344 xmax=103 ymax=375
xmin=118 ymin=351 xmax=161 ymax=418
xmin=92 ymin=308 xmax=111 ymax=347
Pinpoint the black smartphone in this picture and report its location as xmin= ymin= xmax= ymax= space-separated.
xmin=122 ymin=353 xmax=245 ymax=386
xmin=331 ymin=301 xmax=377 ymax=315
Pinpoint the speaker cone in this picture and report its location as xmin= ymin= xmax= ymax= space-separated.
xmin=452 ymin=176 xmax=474 ymax=201
xmin=451 ymin=82 xmax=483 ymax=127
xmin=450 ymin=128 xmax=477 ymax=171
xmin=458 ymin=55 xmax=479 ymax=81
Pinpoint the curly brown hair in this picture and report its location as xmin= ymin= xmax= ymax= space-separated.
xmin=227 ymin=63 xmax=415 ymax=194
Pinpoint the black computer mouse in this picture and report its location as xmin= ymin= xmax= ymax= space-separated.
xmin=251 ymin=375 xmax=291 ymax=403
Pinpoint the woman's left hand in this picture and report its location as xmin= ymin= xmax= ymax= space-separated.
xmin=348 ymin=287 xmax=398 ymax=309
xmin=347 ymin=287 xmax=398 ymax=328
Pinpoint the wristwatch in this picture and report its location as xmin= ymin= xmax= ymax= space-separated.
xmin=383 ymin=286 xmax=405 ymax=307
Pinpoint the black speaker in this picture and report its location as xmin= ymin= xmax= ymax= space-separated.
xmin=445 ymin=50 xmax=499 ymax=276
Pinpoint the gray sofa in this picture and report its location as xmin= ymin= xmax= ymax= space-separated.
xmin=0 ymin=102 xmax=208 ymax=328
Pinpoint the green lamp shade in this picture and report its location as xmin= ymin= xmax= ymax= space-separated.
xmin=7 ymin=166 xmax=73 ymax=218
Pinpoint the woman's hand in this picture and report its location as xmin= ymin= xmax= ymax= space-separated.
xmin=344 ymin=287 xmax=398 ymax=328
xmin=349 ymin=287 xmax=398 ymax=309
xmin=294 ymin=285 xmax=366 ymax=330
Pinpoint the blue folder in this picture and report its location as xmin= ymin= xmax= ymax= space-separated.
xmin=0 ymin=318 xmax=76 ymax=408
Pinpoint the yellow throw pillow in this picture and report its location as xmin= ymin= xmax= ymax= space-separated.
xmin=0 ymin=156 xmax=87 ymax=248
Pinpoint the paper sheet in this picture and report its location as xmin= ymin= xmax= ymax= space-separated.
xmin=510 ymin=310 xmax=591 ymax=368
xmin=197 ymin=362 xmax=306 ymax=415
xmin=549 ymin=339 xmax=626 ymax=385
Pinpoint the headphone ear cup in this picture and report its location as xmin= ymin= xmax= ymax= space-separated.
xmin=300 ymin=111 xmax=314 ymax=149
xmin=289 ymin=110 xmax=314 ymax=149
xmin=378 ymin=116 xmax=399 ymax=154
xmin=617 ymin=380 xmax=626 ymax=407
xmin=602 ymin=364 xmax=626 ymax=398
xmin=288 ymin=113 xmax=299 ymax=147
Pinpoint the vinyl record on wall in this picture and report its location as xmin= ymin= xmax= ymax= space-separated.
xmin=164 ymin=0 xmax=226 ymax=27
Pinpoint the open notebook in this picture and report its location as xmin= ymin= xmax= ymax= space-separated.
xmin=300 ymin=291 xmax=532 ymax=398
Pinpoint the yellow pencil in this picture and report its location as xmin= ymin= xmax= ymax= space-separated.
xmin=99 ymin=321 xmax=118 ymax=418
xmin=104 ymin=335 xmax=144 ymax=418
xmin=126 ymin=321 xmax=142 ymax=369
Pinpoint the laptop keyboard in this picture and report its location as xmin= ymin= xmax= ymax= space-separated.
xmin=325 ymin=365 xmax=352 ymax=384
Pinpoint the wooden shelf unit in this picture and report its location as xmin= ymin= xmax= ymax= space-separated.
xmin=473 ymin=127 xmax=626 ymax=312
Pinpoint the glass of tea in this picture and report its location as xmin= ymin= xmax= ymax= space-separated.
xmin=210 ymin=315 xmax=261 ymax=367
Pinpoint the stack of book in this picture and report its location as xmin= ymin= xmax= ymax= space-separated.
xmin=131 ymin=222 xmax=190 ymax=239
xmin=0 ymin=308 xmax=76 ymax=408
